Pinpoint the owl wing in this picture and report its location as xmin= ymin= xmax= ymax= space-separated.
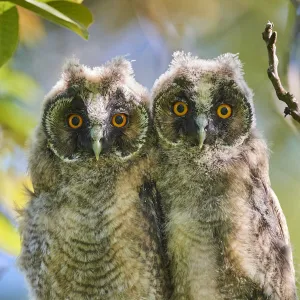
xmin=267 ymin=187 xmax=290 ymax=245
xmin=18 ymin=193 xmax=50 ymax=299
xmin=139 ymin=180 xmax=171 ymax=298
xmin=250 ymin=176 xmax=297 ymax=299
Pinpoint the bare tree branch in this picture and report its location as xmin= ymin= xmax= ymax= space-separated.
xmin=262 ymin=21 xmax=300 ymax=123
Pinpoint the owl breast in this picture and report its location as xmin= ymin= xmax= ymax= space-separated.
xmin=156 ymin=143 xmax=266 ymax=300
xmin=157 ymin=157 xmax=226 ymax=300
xmin=21 ymin=161 xmax=166 ymax=300
xmin=167 ymin=211 xmax=224 ymax=300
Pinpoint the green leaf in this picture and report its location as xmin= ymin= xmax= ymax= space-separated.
xmin=68 ymin=0 xmax=84 ymax=3
xmin=0 ymin=4 xmax=19 ymax=67
xmin=0 ymin=66 xmax=41 ymax=103
xmin=0 ymin=97 xmax=36 ymax=144
xmin=40 ymin=0 xmax=84 ymax=3
xmin=0 ymin=1 xmax=14 ymax=10
xmin=1 ymin=0 xmax=90 ymax=39
xmin=48 ymin=1 xmax=93 ymax=28
xmin=34 ymin=0 xmax=91 ymax=26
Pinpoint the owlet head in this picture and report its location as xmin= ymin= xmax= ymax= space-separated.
xmin=152 ymin=52 xmax=255 ymax=150
xmin=42 ymin=57 xmax=149 ymax=162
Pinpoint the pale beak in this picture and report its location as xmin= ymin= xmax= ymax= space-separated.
xmin=90 ymin=125 xmax=103 ymax=160
xmin=195 ymin=115 xmax=208 ymax=149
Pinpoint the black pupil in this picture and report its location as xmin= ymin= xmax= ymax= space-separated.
xmin=71 ymin=116 xmax=80 ymax=126
xmin=220 ymin=107 xmax=228 ymax=115
xmin=115 ymin=115 xmax=124 ymax=124
xmin=177 ymin=104 xmax=185 ymax=113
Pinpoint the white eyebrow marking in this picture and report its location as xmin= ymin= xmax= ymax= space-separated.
xmin=195 ymin=81 xmax=213 ymax=111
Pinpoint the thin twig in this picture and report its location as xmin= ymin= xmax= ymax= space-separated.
xmin=262 ymin=21 xmax=300 ymax=123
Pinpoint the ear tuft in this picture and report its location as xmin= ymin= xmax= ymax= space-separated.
xmin=62 ymin=56 xmax=85 ymax=84
xmin=104 ymin=56 xmax=134 ymax=81
xmin=216 ymin=53 xmax=244 ymax=78
xmin=170 ymin=51 xmax=197 ymax=68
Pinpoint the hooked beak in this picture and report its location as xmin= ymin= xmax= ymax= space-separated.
xmin=90 ymin=125 xmax=103 ymax=160
xmin=195 ymin=115 xmax=208 ymax=149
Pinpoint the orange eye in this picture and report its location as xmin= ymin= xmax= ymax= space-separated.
xmin=217 ymin=104 xmax=232 ymax=119
xmin=173 ymin=101 xmax=188 ymax=116
xmin=68 ymin=114 xmax=83 ymax=129
xmin=112 ymin=113 xmax=127 ymax=128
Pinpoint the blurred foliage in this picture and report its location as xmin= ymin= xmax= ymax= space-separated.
xmin=18 ymin=6 xmax=45 ymax=46
xmin=0 ymin=0 xmax=93 ymax=67
xmin=0 ymin=174 xmax=32 ymax=255
xmin=0 ymin=214 xmax=20 ymax=256
xmin=0 ymin=65 xmax=39 ymax=145
xmin=0 ymin=3 xmax=19 ymax=67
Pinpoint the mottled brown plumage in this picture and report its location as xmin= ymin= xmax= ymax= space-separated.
xmin=19 ymin=57 xmax=169 ymax=300
xmin=151 ymin=52 xmax=297 ymax=300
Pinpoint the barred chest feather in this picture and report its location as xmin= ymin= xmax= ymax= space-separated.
xmin=157 ymin=163 xmax=227 ymax=300
xmin=156 ymin=144 xmax=266 ymax=300
xmin=168 ymin=211 xmax=224 ymax=300
xmin=21 ymin=162 xmax=166 ymax=300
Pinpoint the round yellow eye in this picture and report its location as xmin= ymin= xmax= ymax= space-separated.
xmin=68 ymin=114 xmax=83 ymax=129
xmin=217 ymin=104 xmax=232 ymax=119
xmin=112 ymin=113 xmax=127 ymax=128
xmin=173 ymin=101 xmax=188 ymax=116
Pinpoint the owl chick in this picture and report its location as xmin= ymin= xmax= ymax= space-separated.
xmin=151 ymin=52 xmax=297 ymax=300
xmin=19 ymin=57 xmax=170 ymax=300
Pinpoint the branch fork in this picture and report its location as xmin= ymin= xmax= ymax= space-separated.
xmin=262 ymin=21 xmax=300 ymax=123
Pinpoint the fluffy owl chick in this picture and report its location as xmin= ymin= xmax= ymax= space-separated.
xmin=151 ymin=52 xmax=297 ymax=300
xmin=19 ymin=57 xmax=169 ymax=300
